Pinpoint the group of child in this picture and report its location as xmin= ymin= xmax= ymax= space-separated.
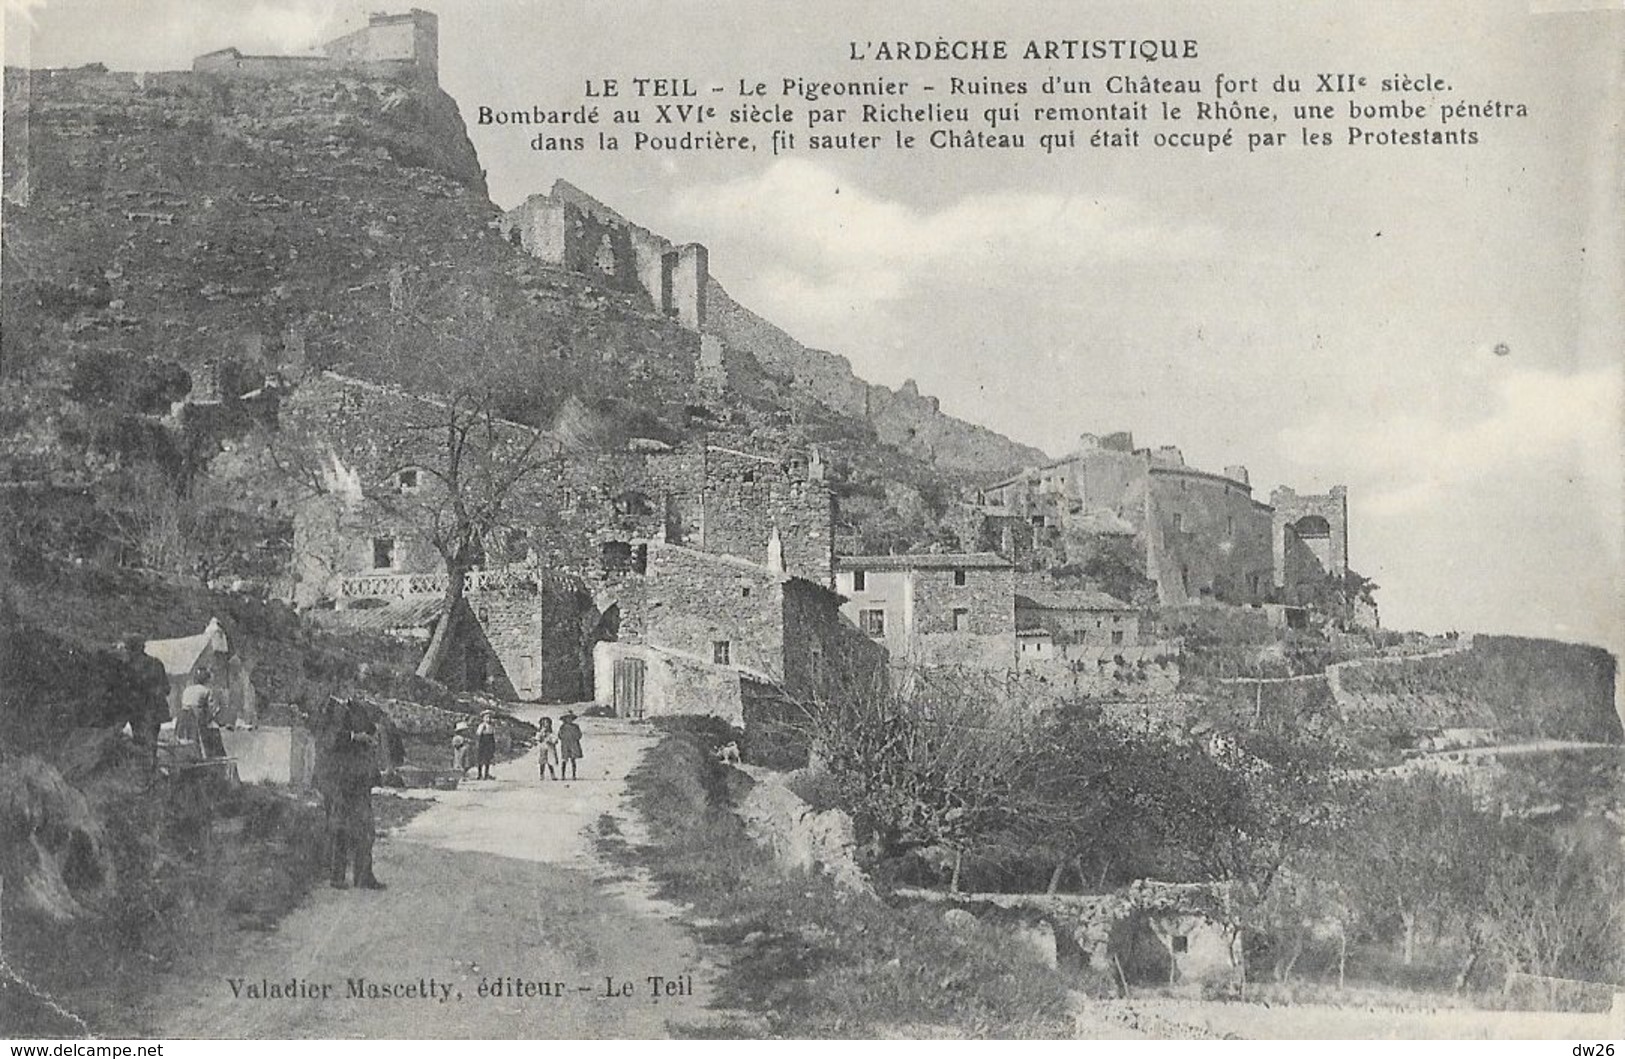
xmin=533 ymin=712 xmax=582 ymax=781
xmin=450 ymin=710 xmax=582 ymax=782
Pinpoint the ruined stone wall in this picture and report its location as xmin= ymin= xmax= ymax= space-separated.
xmin=191 ymin=11 xmax=438 ymax=83
xmin=1012 ymin=656 xmax=1179 ymax=701
xmin=1018 ymin=605 xmax=1140 ymax=647
xmin=1270 ymin=486 xmax=1350 ymax=588
xmin=502 ymin=181 xmax=708 ymax=331
xmin=1147 ymin=469 xmax=1274 ymax=606
xmin=501 ymin=192 xmax=648 ymax=300
xmin=323 ymin=10 xmax=438 ymax=79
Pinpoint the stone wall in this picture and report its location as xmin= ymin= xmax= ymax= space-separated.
xmin=593 ymin=640 xmax=744 ymax=724
xmin=1013 ymin=654 xmax=1180 ymax=701
xmin=910 ymin=564 xmax=1016 ymax=670
xmin=1270 ymin=486 xmax=1350 ymax=589
xmin=694 ymin=444 xmax=833 ymax=586
xmin=501 ymin=180 xmax=708 ymax=332
xmin=1146 ymin=467 xmax=1275 ymax=605
xmin=472 ymin=582 xmax=596 ymax=703
xmin=633 ymin=543 xmax=789 ymax=683
xmin=782 ymin=579 xmax=889 ymax=705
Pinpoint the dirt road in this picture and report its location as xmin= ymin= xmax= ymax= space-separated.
xmin=145 ymin=714 xmax=727 ymax=1039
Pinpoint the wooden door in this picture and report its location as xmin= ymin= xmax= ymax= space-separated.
xmin=612 ymin=658 xmax=645 ymax=718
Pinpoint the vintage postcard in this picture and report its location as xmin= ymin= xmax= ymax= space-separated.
xmin=1 ymin=0 xmax=1621 ymax=1044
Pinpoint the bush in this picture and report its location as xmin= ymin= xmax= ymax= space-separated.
xmin=611 ymin=719 xmax=1073 ymax=1038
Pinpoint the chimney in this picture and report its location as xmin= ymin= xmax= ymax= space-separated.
xmin=766 ymin=525 xmax=785 ymax=573
xmin=1224 ymin=465 xmax=1250 ymax=486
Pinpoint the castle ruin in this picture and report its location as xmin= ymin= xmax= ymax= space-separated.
xmin=193 ymin=9 xmax=439 ymax=83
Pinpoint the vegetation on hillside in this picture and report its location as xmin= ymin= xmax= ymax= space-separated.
xmin=794 ymin=677 xmax=1624 ymax=998
xmin=603 ymin=717 xmax=1073 ymax=1038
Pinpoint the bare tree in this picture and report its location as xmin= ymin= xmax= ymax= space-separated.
xmin=374 ymin=387 xmax=559 ymax=680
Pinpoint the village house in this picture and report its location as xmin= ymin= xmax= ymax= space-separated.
xmin=595 ymin=539 xmax=884 ymax=724
xmin=275 ymin=371 xmax=859 ymax=712
xmin=1014 ymin=588 xmax=1142 ymax=657
xmin=834 ymin=553 xmax=1016 ymax=671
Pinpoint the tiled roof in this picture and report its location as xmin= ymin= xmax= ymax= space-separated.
xmin=1014 ymin=590 xmax=1134 ymax=612
xmin=835 ymin=553 xmax=1010 ymax=571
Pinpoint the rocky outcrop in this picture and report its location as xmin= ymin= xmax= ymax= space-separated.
xmin=734 ymin=767 xmax=871 ymax=896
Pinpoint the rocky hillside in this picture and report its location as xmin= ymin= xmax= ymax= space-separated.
xmin=704 ymin=279 xmax=1046 ymax=478
xmin=1 ymin=60 xmax=1041 ymax=554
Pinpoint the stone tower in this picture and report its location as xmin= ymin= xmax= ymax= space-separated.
xmin=1270 ymin=485 xmax=1349 ymax=588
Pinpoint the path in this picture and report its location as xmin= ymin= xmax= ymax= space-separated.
xmin=144 ymin=714 xmax=727 ymax=1039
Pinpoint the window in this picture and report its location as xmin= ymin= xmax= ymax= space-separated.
xmin=1172 ymin=513 xmax=1184 ymax=532
xmin=741 ymin=586 xmax=751 ymax=598
xmin=953 ymin=568 xmax=967 ymax=586
xmin=743 ymin=469 xmax=756 ymax=484
xmin=371 ymin=536 xmax=395 ymax=570
xmin=713 ymin=640 xmax=731 ymax=665
xmin=397 ymin=468 xmax=419 ymax=495
xmin=1111 ymin=630 xmax=1125 ymax=645
xmin=851 ymin=569 xmax=866 ymax=591
xmin=952 ymin=608 xmax=970 ymax=632
xmin=613 ymin=491 xmax=653 ymax=516
xmin=602 ymin=540 xmax=646 ymax=574
xmin=860 ymin=608 xmax=886 ymax=637
xmin=1171 ymin=935 xmax=1189 ymax=954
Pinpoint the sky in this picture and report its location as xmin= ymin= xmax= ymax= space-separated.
xmin=4 ymin=0 xmax=1622 ymax=656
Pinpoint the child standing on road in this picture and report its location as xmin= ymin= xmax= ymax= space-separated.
xmin=451 ymin=722 xmax=472 ymax=774
xmin=475 ymin=712 xmax=496 ymax=780
xmin=557 ymin=712 xmax=583 ymax=781
xmin=537 ymin=716 xmax=559 ymax=781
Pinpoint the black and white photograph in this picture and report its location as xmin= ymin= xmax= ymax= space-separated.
xmin=1 ymin=0 xmax=1621 ymax=1043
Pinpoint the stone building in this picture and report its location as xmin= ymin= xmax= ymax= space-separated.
xmin=1014 ymin=588 xmax=1140 ymax=652
xmin=1012 ymin=588 xmax=1179 ymax=699
xmin=194 ymin=9 xmax=439 ymax=83
xmin=834 ymin=553 xmax=1015 ymax=671
xmin=973 ymin=432 xmax=1349 ymax=609
xmin=278 ymin=371 xmax=839 ymax=704
xmin=595 ymin=540 xmax=884 ymax=723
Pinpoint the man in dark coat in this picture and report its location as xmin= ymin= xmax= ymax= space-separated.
xmin=112 ymin=635 xmax=171 ymax=770
xmin=312 ymin=697 xmax=384 ymax=890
